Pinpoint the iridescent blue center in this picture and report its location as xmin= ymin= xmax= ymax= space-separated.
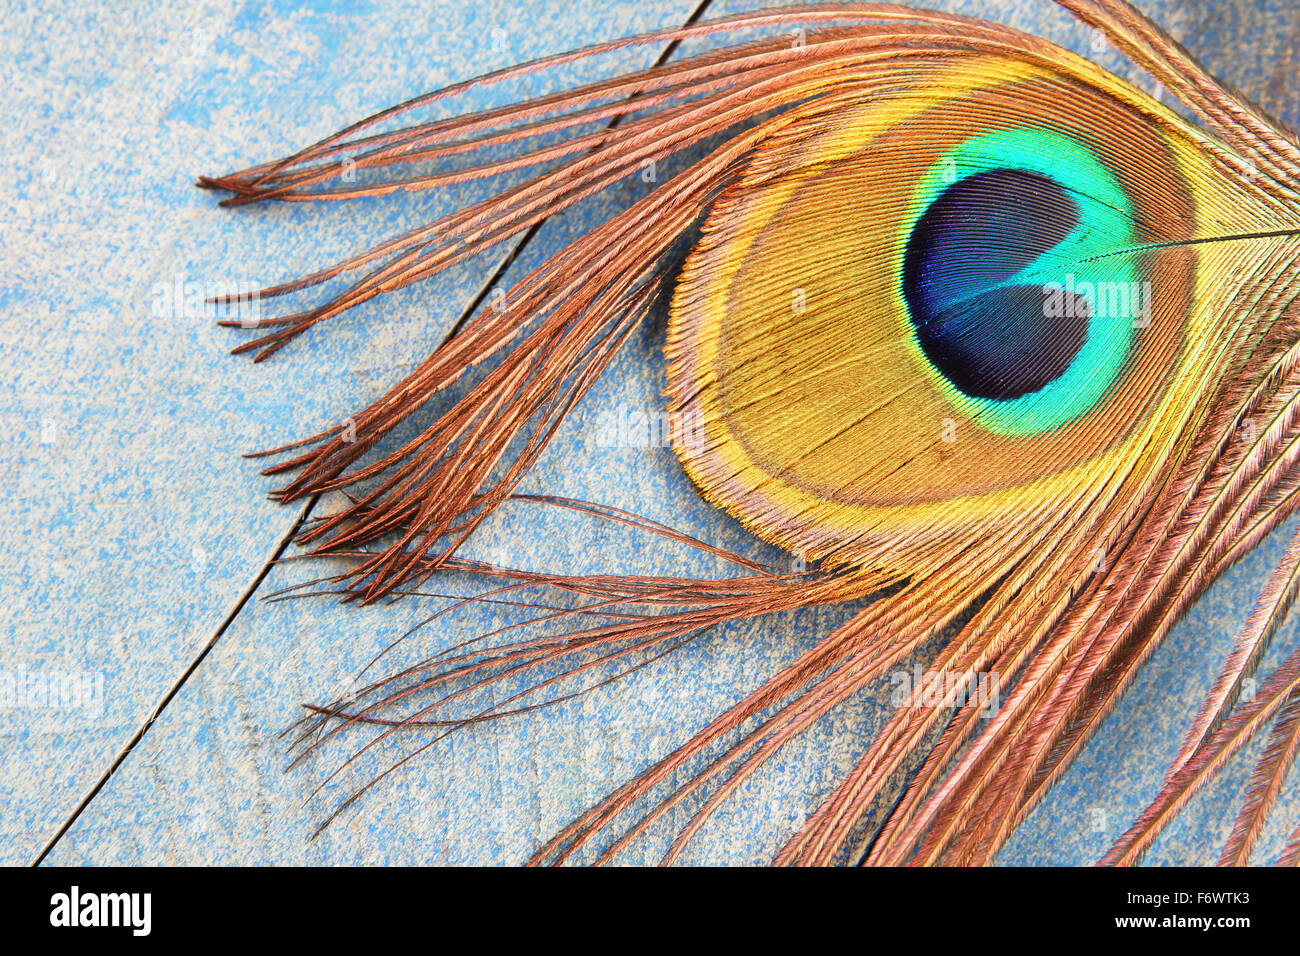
xmin=902 ymin=169 xmax=1090 ymax=401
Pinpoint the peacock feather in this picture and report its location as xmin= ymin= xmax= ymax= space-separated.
xmin=200 ymin=0 xmax=1300 ymax=864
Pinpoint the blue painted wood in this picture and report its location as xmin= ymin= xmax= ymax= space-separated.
xmin=7 ymin=0 xmax=1298 ymax=865
xmin=1 ymin=0 xmax=704 ymax=864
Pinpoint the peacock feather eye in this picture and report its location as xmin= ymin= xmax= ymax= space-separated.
xmin=898 ymin=127 xmax=1143 ymax=434
xmin=663 ymin=57 xmax=1237 ymax=566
